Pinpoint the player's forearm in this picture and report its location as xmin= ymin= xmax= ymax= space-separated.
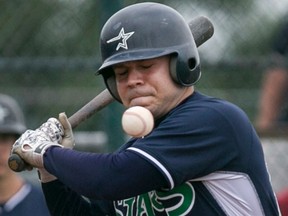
xmin=43 ymin=146 xmax=167 ymax=200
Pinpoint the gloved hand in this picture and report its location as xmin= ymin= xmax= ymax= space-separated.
xmin=37 ymin=113 xmax=74 ymax=182
xmin=12 ymin=129 xmax=63 ymax=168
xmin=58 ymin=112 xmax=75 ymax=149
xmin=38 ymin=116 xmax=65 ymax=143
xmin=34 ymin=112 xmax=74 ymax=149
xmin=36 ymin=113 xmax=74 ymax=182
xmin=11 ymin=114 xmax=74 ymax=176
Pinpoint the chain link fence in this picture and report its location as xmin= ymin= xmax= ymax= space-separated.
xmin=1 ymin=0 xmax=287 ymax=193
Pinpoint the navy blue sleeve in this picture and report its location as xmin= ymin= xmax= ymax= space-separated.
xmin=43 ymin=147 xmax=167 ymax=200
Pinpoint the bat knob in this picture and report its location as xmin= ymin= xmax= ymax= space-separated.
xmin=8 ymin=154 xmax=26 ymax=172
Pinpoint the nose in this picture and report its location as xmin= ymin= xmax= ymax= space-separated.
xmin=127 ymin=69 xmax=144 ymax=87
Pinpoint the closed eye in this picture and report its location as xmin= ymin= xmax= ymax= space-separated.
xmin=113 ymin=65 xmax=127 ymax=75
xmin=138 ymin=64 xmax=153 ymax=70
xmin=115 ymin=70 xmax=127 ymax=79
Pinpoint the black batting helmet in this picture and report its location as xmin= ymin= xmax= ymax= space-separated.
xmin=97 ymin=2 xmax=201 ymax=102
xmin=0 ymin=94 xmax=26 ymax=136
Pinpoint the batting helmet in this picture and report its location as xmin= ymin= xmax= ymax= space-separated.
xmin=97 ymin=2 xmax=201 ymax=102
xmin=0 ymin=94 xmax=26 ymax=136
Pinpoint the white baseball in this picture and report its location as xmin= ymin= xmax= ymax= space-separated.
xmin=121 ymin=106 xmax=154 ymax=137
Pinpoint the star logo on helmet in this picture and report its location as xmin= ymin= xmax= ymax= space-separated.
xmin=106 ymin=28 xmax=135 ymax=51
xmin=0 ymin=104 xmax=9 ymax=123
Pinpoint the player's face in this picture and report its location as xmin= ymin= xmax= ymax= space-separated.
xmin=113 ymin=56 xmax=193 ymax=119
xmin=0 ymin=134 xmax=16 ymax=177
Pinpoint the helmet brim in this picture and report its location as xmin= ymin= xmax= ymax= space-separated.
xmin=0 ymin=124 xmax=26 ymax=135
xmin=97 ymin=49 xmax=176 ymax=75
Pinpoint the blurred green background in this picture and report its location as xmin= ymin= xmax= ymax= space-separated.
xmin=0 ymin=0 xmax=287 ymax=150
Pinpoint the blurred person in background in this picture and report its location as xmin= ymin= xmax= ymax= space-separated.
xmin=256 ymin=17 xmax=288 ymax=132
xmin=256 ymin=16 xmax=288 ymax=216
xmin=0 ymin=94 xmax=50 ymax=215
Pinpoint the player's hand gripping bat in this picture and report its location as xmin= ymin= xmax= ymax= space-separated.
xmin=8 ymin=16 xmax=214 ymax=172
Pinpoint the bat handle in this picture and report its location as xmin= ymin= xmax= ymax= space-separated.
xmin=8 ymin=89 xmax=114 ymax=172
xmin=8 ymin=153 xmax=28 ymax=172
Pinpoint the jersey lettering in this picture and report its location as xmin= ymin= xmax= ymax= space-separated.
xmin=114 ymin=182 xmax=195 ymax=216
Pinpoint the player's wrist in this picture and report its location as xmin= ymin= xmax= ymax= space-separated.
xmin=30 ymin=142 xmax=63 ymax=168
xmin=38 ymin=168 xmax=57 ymax=183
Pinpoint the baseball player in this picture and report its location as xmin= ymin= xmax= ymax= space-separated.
xmin=0 ymin=94 xmax=50 ymax=215
xmin=11 ymin=2 xmax=280 ymax=215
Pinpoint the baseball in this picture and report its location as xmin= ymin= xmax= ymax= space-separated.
xmin=121 ymin=106 xmax=154 ymax=137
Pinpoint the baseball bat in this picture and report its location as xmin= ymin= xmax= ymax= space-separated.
xmin=8 ymin=16 xmax=214 ymax=172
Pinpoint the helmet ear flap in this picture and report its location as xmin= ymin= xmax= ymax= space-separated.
xmin=169 ymin=55 xmax=178 ymax=84
xmin=169 ymin=54 xmax=201 ymax=86
xmin=186 ymin=57 xmax=201 ymax=85
xmin=102 ymin=70 xmax=122 ymax=103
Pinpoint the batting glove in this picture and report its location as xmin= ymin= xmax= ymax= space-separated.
xmin=58 ymin=112 xmax=75 ymax=149
xmin=35 ymin=113 xmax=74 ymax=149
xmin=12 ymin=129 xmax=63 ymax=168
xmin=36 ymin=113 xmax=74 ymax=182
xmin=38 ymin=117 xmax=65 ymax=143
xmin=37 ymin=113 xmax=74 ymax=182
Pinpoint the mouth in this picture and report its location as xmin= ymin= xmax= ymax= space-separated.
xmin=129 ymin=91 xmax=148 ymax=101
xmin=128 ymin=94 xmax=152 ymax=107
xmin=130 ymin=96 xmax=146 ymax=104
xmin=126 ymin=89 xmax=155 ymax=107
